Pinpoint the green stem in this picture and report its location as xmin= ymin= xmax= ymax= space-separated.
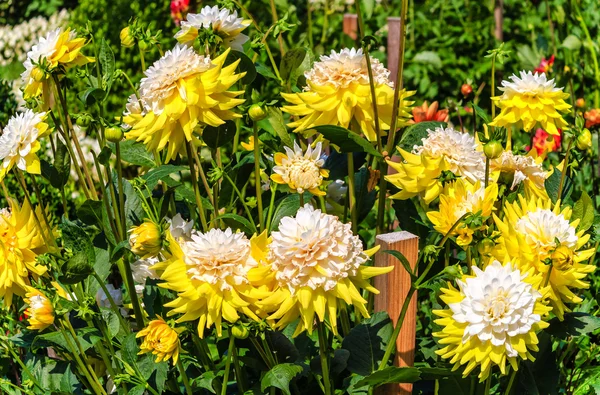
xmin=347 ymin=153 xmax=358 ymax=233
xmin=138 ymin=43 xmax=146 ymax=71
xmin=117 ymin=257 xmax=146 ymax=329
xmin=544 ymin=265 xmax=553 ymax=288
xmin=232 ymin=346 xmax=247 ymax=394
xmin=221 ymin=332 xmax=236 ymax=395
xmin=484 ymin=158 xmax=490 ymax=187
xmin=268 ymin=0 xmax=285 ymax=56
xmin=317 ymin=320 xmax=332 ymax=395
xmin=253 ymin=123 xmax=264 ymax=230
xmin=266 ymin=183 xmax=278 ymax=233
xmin=177 ymin=358 xmax=193 ymax=395
xmin=115 ymin=142 xmax=127 ymax=239
xmin=223 ymin=173 xmax=257 ymax=229
xmin=93 ymin=273 xmax=130 ymax=331
xmin=575 ymin=5 xmax=599 ymax=107
xmin=7 ymin=348 xmax=45 ymax=393
xmin=484 ymin=375 xmax=491 ymax=395
xmin=557 ymin=137 xmax=574 ymax=201
xmin=184 ymin=140 xmax=208 ymax=231
xmin=504 ymin=363 xmax=518 ymax=395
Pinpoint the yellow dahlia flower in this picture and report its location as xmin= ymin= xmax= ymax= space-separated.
xmin=258 ymin=204 xmax=392 ymax=336
xmin=434 ymin=260 xmax=551 ymax=381
xmin=123 ymin=45 xmax=245 ymax=162
xmin=427 ymin=180 xmax=498 ymax=247
xmin=0 ymin=110 xmax=51 ymax=180
xmin=0 ymin=199 xmax=50 ymax=306
xmin=491 ymin=151 xmax=548 ymax=199
xmin=153 ymin=229 xmax=267 ymax=337
xmin=129 ymin=219 xmax=164 ymax=258
xmin=137 ymin=317 xmax=183 ymax=365
xmin=21 ymin=28 xmax=93 ymax=104
xmin=490 ymin=71 xmax=570 ymax=135
xmin=271 ymin=141 xmax=329 ymax=196
xmin=282 ymin=48 xmax=414 ymax=142
xmin=386 ymin=126 xmax=485 ymax=204
xmin=175 ymin=5 xmax=250 ymax=51
xmin=24 ymin=287 xmax=55 ymax=331
xmin=493 ymin=196 xmax=595 ymax=319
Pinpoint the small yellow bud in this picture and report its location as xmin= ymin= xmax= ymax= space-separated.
xmin=231 ymin=325 xmax=249 ymax=339
xmin=551 ymin=245 xmax=574 ymax=272
xmin=105 ymin=126 xmax=124 ymax=143
xmin=249 ymin=104 xmax=267 ymax=121
xmin=477 ymin=238 xmax=496 ymax=256
xmin=576 ymin=129 xmax=592 ymax=150
xmin=483 ymin=140 xmax=503 ymax=159
xmin=129 ymin=219 xmax=163 ymax=258
xmin=31 ymin=66 xmax=46 ymax=82
xmin=120 ymin=27 xmax=135 ymax=48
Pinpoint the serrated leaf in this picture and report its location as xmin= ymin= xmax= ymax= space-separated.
xmin=544 ymin=169 xmax=572 ymax=204
xmin=546 ymin=313 xmax=600 ymax=338
xmin=398 ymin=121 xmax=445 ymax=152
xmin=572 ymin=192 xmax=594 ymax=231
xmin=141 ymin=164 xmax=186 ymax=191
xmin=280 ymin=48 xmax=307 ymax=81
xmin=261 ymin=363 xmax=303 ymax=395
xmin=77 ymin=199 xmax=103 ymax=225
xmin=307 ymin=125 xmax=381 ymax=156
xmin=257 ymin=107 xmax=294 ymax=148
xmin=32 ymin=327 xmax=102 ymax=352
xmin=256 ymin=62 xmax=278 ymax=80
xmin=342 ymin=311 xmax=393 ymax=376
xmin=354 ymin=366 xmax=421 ymax=388
xmin=113 ymin=139 xmax=155 ymax=168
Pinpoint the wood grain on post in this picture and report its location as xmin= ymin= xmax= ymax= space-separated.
xmin=387 ymin=17 xmax=401 ymax=85
xmin=374 ymin=231 xmax=419 ymax=395
xmin=343 ymin=13 xmax=358 ymax=41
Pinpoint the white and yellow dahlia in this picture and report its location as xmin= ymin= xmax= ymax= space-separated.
xmin=386 ymin=126 xmax=485 ymax=204
xmin=259 ymin=204 xmax=392 ymax=336
xmin=271 ymin=141 xmax=329 ymax=195
xmin=124 ymin=45 xmax=245 ymax=162
xmin=492 ymin=150 xmax=548 ymax=199
xmin=282 ymin=48 xmax=414 ymax=142
xmin=153 ymin=228 xmax=267 ymax=337
xmin=175 ymin=5 xmax=250 ymax=51
xmin=434 ymin=260 xmax=551 ymax=381
xmin=494 ymin=196 xmax=595 ymax=319
xmin=24 ymin=287 xmax=55 ymax=331
xmin=21 ymin=28 xmax=93 ymax=105
xmin=490 ymin=71 xmax=570 ymax=135
xmin=427 ymin=180 xmax=498 ymax=247
xmin=0 ymin=109 xmax=51 ymax=180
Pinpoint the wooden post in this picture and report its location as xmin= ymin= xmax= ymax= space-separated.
xmin=343 ymin=13 xmax=358 ymax=41
xmin=374 ymin=231 xmax=419 ymax=395
xmin=387 ymin=17 xmax=401 ymax=85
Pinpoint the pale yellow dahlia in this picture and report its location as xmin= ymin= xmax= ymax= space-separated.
xmin=434 ymin=260 xmax=551 ymax=381
xmin=271 ymin=141 xmax=329 ymax=196
xmin=386 ymin=126 xmax=485 ymax=204
xmin=427 ymin=180 xmax=498 ymax=247
xmin=175 ymin=5 xmax=250 ymax=51
xmin=0 ymin=110 xmax=51 ymax=180
xmin=137 ymin=317 xmax=183 ymax=365
xmin=24 ymin=287 xmax=55 ymax=331
xmin=490 ymin=71 xmax=570 ymax=135
xmin=258 ymin=204 xmax=391 ymax=336
xmin=493 ymin=196 xmax=595 ymax=319
xmin=129 ymin=219 xmax=164 ymax=258
xmin=153 ymin=229 xmax=267 ymax=337
xmin=282 ymin=48 xmax=414 ymax=142
xmin=21 ymin=28 xmax=93 ymax=104
xmin=0 ymin=199 xmax=51 ymax=306
xmin=491 ymin=151 xmax=548 ymax=199
xmin=124 ymin=45 xmax=245 ymax=162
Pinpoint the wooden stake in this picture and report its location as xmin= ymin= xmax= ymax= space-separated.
xmin=387 ymin=17 xmax=402 ymax=85
xmin=343 ymin=13 xmax=358 ymax=41
xmin=374 ymin=231 xmax=419 ymax=395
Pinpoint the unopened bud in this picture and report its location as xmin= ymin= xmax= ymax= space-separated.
xmin=483 ymin=140 xmax=503 ymax=159
xmin=477 ymin=238 xmax=496 ymax=256
xmin=31 ymin=67 xmax=45 ymax=82
xmin=576 ymin=98 xmax=585 ymax=109
xmin=576 ymin=128 xmax=592 ymax=150
xmin=461 ymin=83 xmax=473 ymax=97
xmin=231 ymin=325 xmax=249 ymax=339
xmin=120 ymin=27 xmax=135 ymax=48
xmin=551 ymin=245 xmax=574 ymax=272
xmin=105 ymin=126 xmax=124 ymax=143
xmin=249 ymin=104 xmax=267 ymax=121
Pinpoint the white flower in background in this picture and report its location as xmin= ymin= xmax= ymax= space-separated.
xmin=498 ymin=71 xmax=561 ymax=97
xmin=492 ymin=151 xmax=547 ymax=191
xmin=181 ymin=228 xmax=257 ymax=291
xmin=305 ymin=48 xmax=392 ymax=89
xmin=413 ymin=126 xmax=486 ymax=183
xmin=450 ymin=261 xmax=542 ymax=356
xmin=131 ymin=256 xmax=160 ymax=295
xmin=269 ymin=204 xmax=367 ymax=293
xmin=175 ymin=5 xmax=250 ymax=51
xmin=271 ymin=141 xmax=329 ymax=195
xmin=95 ymin=284 xmax=128 ymax=316
xmin=515 ymin=209 xmax=578 ymax=257
xmin=168 ymin=213 xmax=194 ymax=241
xmin=327 ymin=179 xmax=347 ymax=202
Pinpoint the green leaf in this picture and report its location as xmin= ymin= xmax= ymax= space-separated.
xmin=203 ymin=120 xmax=237 ymax=149
xmin=77 ymin=199 xmax=103 ymax=225
xmin=308 ymin=125 xmax=381 ymax=157
xmin=257 ymin=107 xmax=294 ymax=148
xmin=270 ymin=193 xmax=311 ymax=232
xmin=354 ymin=366 xmax=421 ymax=388
xmin=84 ymin=247 xmax=110 ymax=296
xmin=544 ymin=169 xmax=572 ymax=204
xmin=572 ymin=192 xmax=594 ymax=231
xmin=342 ymin=311 xmax=393 ymax=376
xmin=413 ymin=51 xmax=442 ymax=69
xmin=472 ymin=104 xmax=491 ymax=124
xmin=546 ymin=313 xmax=600 ymax=338
xmin=382 ymin=250 xmax=416 ymax=278
xmin=99 ymin=38 xmax=115 ymax=97
xmin=256 ymin=62 xmax=278 ymax=80
xmin=118 ymin=176 xmax=145 ymax=229
xmin=226 ymin=50 xmax=256 ymax=85
xmin=142 ymin=164 xmax=186 ymax=191
xmin=114 ymin=139 xmax=155 ymax=168
xmin=215 ymin=213 xmax=256 ymax=235
xmin=59 ymin=218 xmax=95 ymax=283
xmin=194 ymin=371 xmax=217 ymax=393
xmin=79 ymin=87 xmax=105 ymax=105
xmin=101 ymin=308 xmax=121 ymax=339
xmin=261 ymin=363 xmax=303 ymax=395
xmin=33 ymin=327 xmax=102 ymax=353
xmin=562 ymin=34 xmax=582 ymax=51
xmin=361 ymin=0 xmax=375 ymax=18
xmin=398 ymin=121 xmax=445 ymax=152
xmin=121 ymin=333 xmax=139 ymax=366
xmin=41 ymin=138 xmax=71 ymax=188
xmin=280 ymin=48 xmax=307 ymax=81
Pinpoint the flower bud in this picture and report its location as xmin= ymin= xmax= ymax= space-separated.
xmin=576 ymin=128 xmax=592 ymax=150
xmin=105 ymin=126 xmax=124 ymax=143
xmin=460 ymin=83 xmax=473 ymax=97
xmin=120 ymin=27 xmax=135 ymax=48
xmin=231 ymin=325 xmax=249 ymax=339
xmin=249 ymin=104 xmax=267 ymax=121
xmin=31 ymin=66 xmax=46 ymax=82
xmin=551 ymin=245 xmax=574 ymax=272
xmin=483 ymin=140 xmax=503 ymax=159
xmin=138 ymin=40 xmax=149 ymax=51
xmin=24 ymin=288 xmax=54 ymax=331
xmin=76 ymin=114 xmax=92 ymax=128
xmin=477 ymin=238 xmax=495 ymax=256
xmin=129 ymin=219 xmax=163 ymax=258
xmin=576 ymin=98 xmax=585 ymax=109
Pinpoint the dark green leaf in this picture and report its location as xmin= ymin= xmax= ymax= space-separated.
xmin=33 ymin=327 xmax=102 ymax=352
xmin=142 ymin=164 xmax=186 ymax=191
xmin=99 ymin=38 xmax=115 ymax=97
xmin=226 ymin=50 xmax=256 ymax=85
xmin=398 ymin=121 xmax=445 ymax=152
xmin=280 ymin=48 xmax=307 ymax=81
xmin=59 ymin=218 xmax=95 ymax=283
xmin=342 ymin=311 xmax=393 ymax=376
xmin=215 ymin=213 xmax=257 ymax=235
xmin=256 ymin=62 xmax=278 ymax=80
xmin=122 ymin=333 xmax=139 ymax=366
xmin=203 ymin=120 xmax=237 ymax=149
xmin=41 ymin=138 xmax=71 ymax=188
xmin=114 ymin=139 xmax=155 ymax=168
xmin=472 ymin=104 xmax=490 ymax=124
xmin=544 ymin=169 xmax=572 ymax=204
xmin=270 ymin=193 xmax=310 ymax=232
xmin=572 ymin=192 xmax=594 ymax=232
xmin=257 ymin=107 xmax=294 ymax=148
xmin=354 ymin=366 xmax=421 ymax=388
xmin=79 ymin=87 xmax=105 ymax=105
xmin=261 ymin=363 xmax=303 ymax=395
xmin=84 ymin=247 xmax=110 ymax=296
xmin=194 ymin=371 xmax=217 ymax=394
xmin=382 ymin=249 xmax=416 ymax=278
xmin=546 ymin=313 xmax=600 ymax=338
xmin=308 ymin=125 xmax=381 ymax=157
xmin=77 ymin=200 xmax=103 ymax=225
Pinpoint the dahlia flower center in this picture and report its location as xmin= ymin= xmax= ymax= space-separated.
xmin=287 ymin=160 xmax=322 ymax=190
xmin=29 ymin=295 xmax=47 ymax=310
xmin=485 ymin=293 xmax=509 ymax=322
xmin=515 ymin=209 xmax=577 ymax=255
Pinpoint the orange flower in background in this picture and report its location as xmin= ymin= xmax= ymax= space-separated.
xmin=534 ymin=54 xmax=555 ymax=74
xmin=530 ymin=128 xmax=561 ymax=156
xmin=410 ymin=101 xmax=449 ymax=124
xmin=585 ymin=108 xmax=600 ymax=129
